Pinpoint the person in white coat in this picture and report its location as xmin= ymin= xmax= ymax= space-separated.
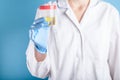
xmin=26 ymin=0 xmax=120 ymax=80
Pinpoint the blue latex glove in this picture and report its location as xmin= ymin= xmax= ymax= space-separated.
xmin=30 ymin=17 xmax=50 ymax=54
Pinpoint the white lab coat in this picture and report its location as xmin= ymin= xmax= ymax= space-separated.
xmin=26 ymin=0 xmax=120 ymax=80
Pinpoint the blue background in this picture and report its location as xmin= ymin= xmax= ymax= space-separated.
xmin=0 ymin=0 xmax=120 ymax=80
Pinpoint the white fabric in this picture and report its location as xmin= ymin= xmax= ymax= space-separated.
xmin=26 ymin=0 xmax=120 ymax=80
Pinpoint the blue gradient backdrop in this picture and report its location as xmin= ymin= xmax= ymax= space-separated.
xmin=0 ymin=0 xmax=119 ymax=80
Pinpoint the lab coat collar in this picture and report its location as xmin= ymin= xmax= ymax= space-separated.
xmin=57 ymin=0 xmax=100 ymax=9
xmin=63 ymin=0 xmax=100 ymax=31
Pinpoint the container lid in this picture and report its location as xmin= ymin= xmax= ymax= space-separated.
xmin=39 ymin=5 xmax=56 ymax=10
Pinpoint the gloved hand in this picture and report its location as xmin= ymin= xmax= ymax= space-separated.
xmin=29 ymin=17 xmax=50 ymax=54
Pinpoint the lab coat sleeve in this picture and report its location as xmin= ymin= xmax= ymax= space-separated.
xmin=26 ymin=8 xmax=50 ymax=79
xmin=108 ymin=9 xmax=120 ymax=80
xmin=26 ymin=40 xmax=50 ymax=79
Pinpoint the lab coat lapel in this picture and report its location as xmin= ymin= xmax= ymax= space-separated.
xmin=57 ymin=0 xmax=81 ymax=30
xmin=65 ymin=9 xmax=81 ymax=29
xmin=57 ymin=0 xmax=100 ymax=30
xmin=64 ymin=0 xmax=100 ymax=30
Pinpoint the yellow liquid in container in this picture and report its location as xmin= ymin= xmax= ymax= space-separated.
xmin=45 ymin=17 xmax=55 ymax=26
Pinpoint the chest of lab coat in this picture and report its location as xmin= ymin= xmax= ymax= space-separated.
xmin=26 ymin=0 xmax=120 ymax=80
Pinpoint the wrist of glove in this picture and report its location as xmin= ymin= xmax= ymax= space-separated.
xmin=35 ymin=43 xmax=47 ymax=54
xmin=29 ymin=17 xmax=50 ymax=54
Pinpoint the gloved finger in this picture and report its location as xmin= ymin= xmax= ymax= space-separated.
xmin=33 ymin=17 xmax=45 ymax=24
xmin=31 ymin=21 xmax=49 ymax=30
xmin=29 ymin=28 xmax=38 ymax=42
